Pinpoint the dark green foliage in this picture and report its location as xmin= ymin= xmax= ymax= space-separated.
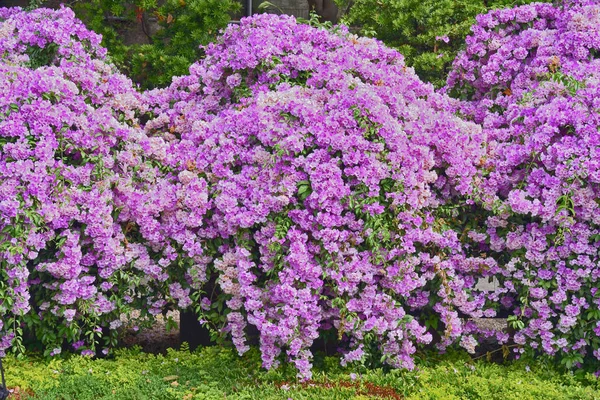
xmin=25 ymin=43 xmax=58 ymax=68
xmin=70 ymin=0 xmax=132 ymax=70
xmin=71 ymin=0 xmax=241 ymax=89
xmin=334 ymin=0 xmax=538 ymax=87
xmin=131 ymin=0 xmax=241 ymax=88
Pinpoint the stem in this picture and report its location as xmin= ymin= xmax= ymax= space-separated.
xmin=472 ymin=344 xmax=519 ymax=361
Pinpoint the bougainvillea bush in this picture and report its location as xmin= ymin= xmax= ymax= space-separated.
xmin=0 ymin=7 xmax=189 ymax=358
xmin=447 ymin=1 xmax=600 ymax=367
xmin=141 ymin=14 xmax=490 ymax=377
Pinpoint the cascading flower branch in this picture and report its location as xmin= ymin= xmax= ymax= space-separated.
xmin=144 ymin=14 xmax=487 ymax=378
xmin=0 ymin=7 xmax=185 ymax=358
xmin=447 ymin=1 xmax=600 ymax=367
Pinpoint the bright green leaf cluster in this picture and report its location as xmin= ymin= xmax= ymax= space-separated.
xmin=4 ymin=346 xmax=600 ymax=399
xmin=334 ymin=0 xmax=538 ymax=87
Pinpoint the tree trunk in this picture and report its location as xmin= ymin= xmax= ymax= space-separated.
xmin=179 ymin=310 xmax=213 ymax=351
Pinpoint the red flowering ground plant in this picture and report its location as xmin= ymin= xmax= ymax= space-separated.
xmin=447 ymin=0 xmax=600 ymax=368
xmin=143 ymin=14 xmax=487 ymax=377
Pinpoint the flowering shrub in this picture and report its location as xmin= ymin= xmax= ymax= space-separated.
xmin=0 ymin=6 xmax=106 ymax=69
xmin=142 ymin=14 xmax=488 ymax=377
xmin=0 ymin=7 xmax=187 ymax=357
xmin=447 ymin=1 xmax=600 ymax=367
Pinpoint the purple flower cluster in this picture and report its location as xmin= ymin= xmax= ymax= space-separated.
xmin=447 ymin=0 xmax=600 ymax=363
xmin=0 ymin=7 xmax=186 ymax=357
xmin=143 ymin=14 xmax=487 ymax=377
xmin=0 ymin=6 xmax=105 ymax=68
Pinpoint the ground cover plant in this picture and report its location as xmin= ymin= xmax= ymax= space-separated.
xmin=4 ymin=346 xmax=600 ymax=399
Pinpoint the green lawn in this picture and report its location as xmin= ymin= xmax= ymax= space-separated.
xmin=4 ymin=345 xmax=600 ymax=399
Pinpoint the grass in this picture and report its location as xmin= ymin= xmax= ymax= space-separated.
xmin=3 ymin=345 xmax=600 ymax=399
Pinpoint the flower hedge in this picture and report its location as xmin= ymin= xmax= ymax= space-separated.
xmin=1 ymin=0 xmax=600 ymax=378
xmin=0 ymin=7 xmax=184 ymax=357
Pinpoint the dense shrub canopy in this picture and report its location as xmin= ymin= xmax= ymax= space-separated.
xmin=447 ymin=1 xmax=600 ymax=367
xmin=143 ymin=13 xmax=487 ymax=377
xmin=0 ymin=7 xmax=184 ymax=357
